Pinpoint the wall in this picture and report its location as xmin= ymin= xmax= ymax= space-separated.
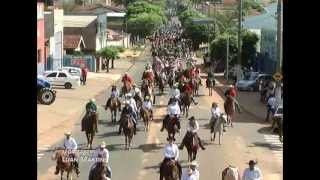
xmin=37 ymin=2 xmax=45 ymax=74
xmin=53 ymin=8 xmax=64 ymax=70
xmin=107 ymin=34 xmax=131 ymax=48
xmin=96 ymin=13 xmax=107 ymax=51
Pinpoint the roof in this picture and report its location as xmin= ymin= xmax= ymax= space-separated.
xmin=63 ymin=15 xmax=97 ymax=27
xmin=63 ymin=35 xmax=86 ymax=49
xmin=64 ymin=27 xmax=97 ymax=50
xmin=66 ymin=4 xmax=125 ymax=15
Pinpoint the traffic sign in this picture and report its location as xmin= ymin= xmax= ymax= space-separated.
xmin=273 ymin=72 xmax=283 ymax=81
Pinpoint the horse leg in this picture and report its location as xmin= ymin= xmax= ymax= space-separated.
xmin=114 ymin=110 xmax=117 ymax=124
xmin=86 ymin=133 xmax=90 ymax=148
xmin=90 ymin=133 xmax=94 ymax=149
xmin=60 ymin=170 xmax=63 ymax=180
xmin=219 ymin=132 xmax=222 ymax=145
xmin=193 ymin=150 xmax=197 ymax=161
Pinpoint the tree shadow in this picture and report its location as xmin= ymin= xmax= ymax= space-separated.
xmin=257 ymin=126 xmax=276 ymax=135
xmin=137 ymin=143 xmax=165 ymax=153
xmin=248 ymin=142 xmax=283 ymax=150
xmin=96 ymin=131 xmax=119 ymax=138
xmin=98 ymin=120 xmax=118 ymax=127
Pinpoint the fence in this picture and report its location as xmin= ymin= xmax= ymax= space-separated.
xmin=45 ymin=55 xmax=96 ymax=72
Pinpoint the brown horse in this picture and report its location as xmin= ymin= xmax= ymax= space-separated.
xmin=181 ymin=93 xmax=191 ymax=118
xmin=52 ymin=149 xmax=75 ymax=180
xmin=160 ymin=160 xmax=181 ymax=180
xmin=191 ymin=78 xmax=200 ymax=97
xmin=224 ymin=96 xmax=235 ymax=127
xmin=83 ymin=112 xmax=98 ymax=149
xmin=140 ymin=107 xmax=151 ymax=131
xmin=183 ymin=132 xmax=199 ymax=162
xmin=206 ymin=78 xmax=215 ymax=96
xmin=163 ymin=116 xmax=179 ymax=139
xmin=120 ymin=83 xmax=132 ymax=97
xmin=158 ymin=76 xmax=165 ymax=95
xmin=120 ymin=114 xmax=135 ymax=150
xmin=88 ymin=162 xmax=109 ymax=180
xmin=141 ymin=79 xmax=156 ymax=104
xmin=105 ymin=97 xmax=121 ymax=124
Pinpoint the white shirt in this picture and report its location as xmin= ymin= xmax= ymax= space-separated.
xmin=164 ymin=143 xmax=179 ymax=160
xmin=211 ymin=107 xmax=221 ymax=119
xmin=242 ymin=167 xmax=263 ymax=180
xmin=167 ymin=102 xmax=181 ymax=116
xmin=143 ymin=100 xmax=152 ymax=110
xmin=267 ymin=97 xmax=277 ymax=109
xmin=182 ymin=169 xmax=199 ymax=180
xmin=93 ymin=148 xmax=110 ymax=163
xmin=187 ymin=121 xmax=199 ymax=133
xmin=132 ymin=87 xmax=142 ymax=98
xmin=170 ymin=88 xmax=180 ymax=99
xmin=64 ymin=137 xmax=78 ymax=150
xmin=128 ymin=98 xmax=138 ymax=113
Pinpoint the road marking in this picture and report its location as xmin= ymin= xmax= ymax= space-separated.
xmin=263 ymin=134 xmax=283 ymax=162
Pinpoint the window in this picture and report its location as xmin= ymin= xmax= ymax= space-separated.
xmin=37 ymin=49 xmax=41 ymax=63
xmin=47 ymin=72 xmax=57 ymax=77
xmin=58 ymin=73 xmax=67 ymax=77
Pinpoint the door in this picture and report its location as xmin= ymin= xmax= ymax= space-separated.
xmin=46 ymin=72 xmax=58 ymax=85
xmin=57 ymin=72 xmax=68 ymax=86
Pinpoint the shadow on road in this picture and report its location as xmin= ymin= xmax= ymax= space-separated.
xmin=137 ymin=143 xmax=165 ymax=153
xmin=98 ymin=120 xmax=118 ymax=127
xmin=248 ymin=142 xmax=282 ymax=150
xmin=96 ymin=131 xmax=119 ymax=138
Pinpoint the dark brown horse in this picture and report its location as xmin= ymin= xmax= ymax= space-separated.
xmin=105 ymin=97 xmax=121 ymax=124
xmin=183 ymin=132 xmax=199 ymax=162
xmin=191 ymin=78 xmax=200 ymax=97
xmin=83 ymin=112 xmax=98 ymax=149
xmin=141 ymin=79 xmax=156 ymax=104
xmin=224 ymin=96 xmax=235 ymax=127
xmin=163 ymin=116 xmax=179 ymax=139
xmin=52 ymin=149 xmax=75 ymax=180
xmin=120 ymin=114 xmax=135 ymax=150
xmin=206 ymin=78 xmax=215 ymax=96
xmin=181 ymin=93 xmax=191 ymax=118
xmin=88 ymin=162 xmax=109 ymax=180
xmin=160 ymin=160 xmax=181 ymax=180
xmin=140 ymin=107 xmax=151 ymax=131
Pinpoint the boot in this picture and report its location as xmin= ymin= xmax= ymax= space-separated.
xmin=54 ymin=166 xmax=59 ymax=175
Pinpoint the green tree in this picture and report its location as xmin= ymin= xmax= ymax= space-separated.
xmin=241 ymin=31 xmax=259 ymax=67
xmin=98 ymin=47 xmax=119 ymax=72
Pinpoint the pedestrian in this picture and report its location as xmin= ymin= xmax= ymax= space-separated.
xmin=265 ymin=94 xmax=277 ymax=122
xmin=81 ymin=66 xmax=88 ymax=85
xmin=242 ymin=160 xmax=262 ymax=180
xmin=182 ymin=161 xmax=200 ymax=180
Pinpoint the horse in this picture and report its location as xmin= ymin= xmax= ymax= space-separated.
xmin=120 ymin=114 xmax=135 ymax=150
xmin=88 ymin=161 xmax=110 ymax=180
xmin=210 ymin=114 xmax=228 ymax=145
xmin=120 ymin=82 xmax=132 ymax=97
xmin=183 ymin=132 xmax=199 ymax=162
xmin=52 ymin=149 xmax=75 ymax=180
xmin=163 ymin=115 xmax=179 ymax=139
xmin=82 ymin=112 xmax=98 ymax=149
xmin=181 ymin=93 xmax=191 ymax=118
xmin=133 ymin=94 xmax=143 ymax=119
xmin=142 ymin=79 xmax=156 ymax=104
xmin=105 ymin=97 xmax=121 ymax=124
xmin=272 ymin=116 xmax=283 ymax=142
xmin=206 ymin=78 xmax=215 ymax=96
xmin=140 ymin=107 xmax=151 ymax=131
xmin=159 ymin=159 xmax=181 ymax=180
xmin=224 ymin=96 xmax=235 ymax=127
xmin=158 ymin=75 xmax=166 ymax=95
xmin=191 ymin=78 xmax=200 ymax=97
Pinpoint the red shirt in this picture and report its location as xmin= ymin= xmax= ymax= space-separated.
xmin=183 ymin=84 xmax=193 ymax=94
xmin=188 ymin=68 xmax=195 ymax=78
xmin=81 ymin=68 xmax=88 ymax=77
xmin=230 ymin=88 xmax=237 ymax=97
xmin=122 ymin=75 xmax=133 ymax=84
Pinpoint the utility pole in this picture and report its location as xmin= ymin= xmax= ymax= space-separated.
xmin=226 ymin=36 xmax=229 ymax=82
xmin=236 ymin=0 xmax=243 ymax=82
xmin=276 ymin=0 xmax=282 ymax=72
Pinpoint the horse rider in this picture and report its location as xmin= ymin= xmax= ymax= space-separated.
xmin=55 ymin=131 xmax=80 ymax=176
xmin=161 ymin=98 xmax=181 ymax=132
xmin=91 ymin=141 xmax=112 ymax=179
xmin=82 ymin=98 xmax=98 ymax=131
xmin=242 ymin=160 xmax=262 ymax=180
xmin=182 ymin=80 xmax=198 ymax=105
xmin=120 ymin=100 xmax=137 ymax=135
xmin=265 ymin=94 xmax=277 ymax=122
xmin=182 ymin=161 xmax=200 ymax=180
xmin=106 ymin=85 xmax=121 ymax=111
xmin=210 ymin=102 xmax=226 ymax=132
xmin=122 ymin=72 xmax=133 ymax=89
xmin=222 ymin=165 xmax=241 ymax=180
xmin=179 ymin=116 xmax=206 ymax=150
xmin=169 ymin=83 xmax=181 ymax=106
xmin=225 ymin=85 xmax=242 ymax=113
xmin=131 ymin=83 xmax=143 ymax=101
xmin=160 ymin=134 xmax=182 ymax=178
xmin=142 ymin=95 xmax=153 ymax=120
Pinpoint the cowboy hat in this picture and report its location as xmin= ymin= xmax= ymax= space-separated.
xmin=167 ymin=135 xmax=176 ymax=141
xmin=90 ymin=98 xmax=96 ymax=102
xmin=247 ymin=160 xmax=257 ymax=165
xmin=188 ymin=116 xmax=195 ymax=121
xmin=100 ymin=141 xmax=106 ymax=148
xmin=189 ymin=161 xmax=199 ymax=167
xmin=145 ymin=95 xmax=150 ymax=99
xmin=64 ymin=131 xmax=72 ymax=136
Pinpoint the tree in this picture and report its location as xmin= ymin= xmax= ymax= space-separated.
xmin=98 ymin=47 xmax=119 ymax=72
xmin=241 ymin=31 xmax=259 ymax=68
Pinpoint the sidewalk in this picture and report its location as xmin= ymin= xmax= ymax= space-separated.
xmin=37 ymin=56 xmax=138 ymax=148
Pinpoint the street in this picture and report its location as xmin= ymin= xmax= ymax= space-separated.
xmin=37 ymin=47 xmax=282 ymax=180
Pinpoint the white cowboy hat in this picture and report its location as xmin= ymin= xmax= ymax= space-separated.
xmin=123 ymin=100 xmax=130 ymax=104
xmin=64 ymin=131 xmax=72 ymax=136
xmin=90 ymin=98 xmax=96 ymax=102
xmin=100 ymin=141 xmax=106 ymax=148
xmin=190 ymin=161 xmax=199 ymax=167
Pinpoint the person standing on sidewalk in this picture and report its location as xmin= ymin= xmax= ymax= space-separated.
xmin=81 ymin=66 xmax=88 ymax=85
xmin=242 ymin=160 xmax=262 ymax=180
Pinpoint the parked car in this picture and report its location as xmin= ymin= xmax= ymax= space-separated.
xmin=58 ymin=66 xmax=82 ymax=78
xmin=37 ymin=77 xmax=56 ymax=105
xmin=43 ymin=70 xmax=80 ymax=89
xmin=236 ymin=73 xmax=273 ymax=91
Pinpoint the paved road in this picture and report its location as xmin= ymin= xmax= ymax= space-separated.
xmin=38 ymin=46 xmax=282 ymax=180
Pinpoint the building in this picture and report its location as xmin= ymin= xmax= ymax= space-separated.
xmin=64 ymin=35 xmax=86 ymax=53
xmin=38 ymin=2 xmax=45 ymax=74
xmin=44 ymin=7 xmax=64 ymax=71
